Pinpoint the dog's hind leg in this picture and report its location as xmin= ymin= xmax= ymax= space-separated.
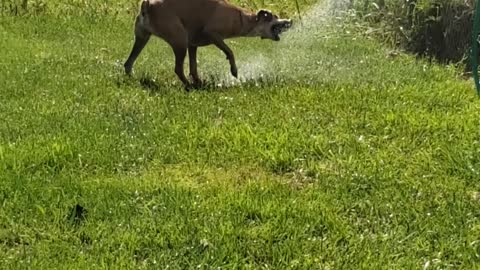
xmin=171 ymin=45 xmax=189 ymax=88
xmin=124 ymin=16 xmax=151 ymax=75
xmin=124 ymin=34 xmax=150 ymax=75
xmin=160 ymin=19 xmax=190 ymax=88
xmin=188 ymin=46 xmax=202 ymax=87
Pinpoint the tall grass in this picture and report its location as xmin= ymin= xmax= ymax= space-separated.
xmin=0 ymin=0 xmax=308 ymax=17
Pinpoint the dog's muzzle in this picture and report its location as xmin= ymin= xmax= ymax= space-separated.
xmin=271 ymin=20 xmax=293 ymax=41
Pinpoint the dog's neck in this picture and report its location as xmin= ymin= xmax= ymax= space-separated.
xmin=237 ymin=10 xmax=259 ymax=37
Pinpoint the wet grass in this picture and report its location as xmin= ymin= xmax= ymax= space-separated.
xmin=1 ymin=1 xmax=480 ymax=269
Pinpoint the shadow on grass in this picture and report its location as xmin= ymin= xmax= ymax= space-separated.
xmin=193 ymin=74 xmax=290 ymax=92
xmin=115 ymin=72 xmax=292 ymax=95
xmin=139 ymin=76 xmax=162 ymax=92
xmin=115 ymin=73 xmax=176 ymax=95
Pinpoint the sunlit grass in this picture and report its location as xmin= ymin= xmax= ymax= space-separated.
xmin=1 ymin=1 xmax=480 ymax=269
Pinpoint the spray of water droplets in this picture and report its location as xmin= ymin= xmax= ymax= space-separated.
xmin=204 ymin=0 xmax=356 ymax=88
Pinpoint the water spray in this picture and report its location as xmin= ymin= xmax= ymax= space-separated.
xmin=209 ymin=0 xmax=352 ymax=87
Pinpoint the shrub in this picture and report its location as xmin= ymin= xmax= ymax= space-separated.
xmin=350 ymin=0 xmax=475 ymax=67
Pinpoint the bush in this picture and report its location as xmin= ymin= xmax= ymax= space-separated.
xmin=351 ymin=0 xmax=475 ymax=67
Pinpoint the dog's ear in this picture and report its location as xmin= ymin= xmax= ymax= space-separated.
xmin=256 ymin=9 xmax=273 ymax=22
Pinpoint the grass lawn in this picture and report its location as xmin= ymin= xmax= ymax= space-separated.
xmin=1 ymin=0 xmax=480 ymax=269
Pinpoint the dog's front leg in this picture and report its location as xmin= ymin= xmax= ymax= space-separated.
xmin=206 ymin=33 xmax=238 ymax=78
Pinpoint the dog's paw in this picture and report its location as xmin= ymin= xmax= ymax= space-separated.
xmin=193 ymin=80 xmax=204 ymax=89
xmin=231 ymin=66 xmax=238 ymax=78
xmin=184 ymin=84 xmax=193 ymax=92
xmin=124 ymin=64 xmax=133 ymax=76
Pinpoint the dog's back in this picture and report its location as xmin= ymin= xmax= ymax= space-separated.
xmin=142 ymin=0 xmax=245 ymax=38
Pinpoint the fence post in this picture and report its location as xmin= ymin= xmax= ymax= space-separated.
xmin=472 ymin=0 xmax=480 ymax=95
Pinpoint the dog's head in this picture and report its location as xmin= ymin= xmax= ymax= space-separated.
xmin=253 ymin=10 xmax=292 ymax=41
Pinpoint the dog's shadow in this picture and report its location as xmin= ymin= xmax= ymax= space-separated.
xmin=191 ymin=74 xmax=287 ymax=92
xmin=116 ymin=73 xmax=286 ymax=94
xmin=116 ymin=74 xmax=175 ymax=95
xmin=136 ymin=74 xmax=224 ymax=93
xmin=139 ymin=76 xmax=163 ymax=93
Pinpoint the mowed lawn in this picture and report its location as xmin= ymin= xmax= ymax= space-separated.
xmin=1 ymin=1 xmax=480 ymax=269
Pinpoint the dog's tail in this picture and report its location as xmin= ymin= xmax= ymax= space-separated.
xmin=140 ymin=0 xmax=149 ymax=17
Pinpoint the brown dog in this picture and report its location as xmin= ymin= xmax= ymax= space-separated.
xmin=124 ymin=0 xmax=292 ymax=89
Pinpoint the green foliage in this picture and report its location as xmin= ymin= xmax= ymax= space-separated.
xmin=0 ymin=0 xmax=305 ymax=17
xmin=349 ymin=0 xmax=475 ymax=65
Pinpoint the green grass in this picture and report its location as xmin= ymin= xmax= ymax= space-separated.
xmin=1 ymin=1 xmax=480 ymax=269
